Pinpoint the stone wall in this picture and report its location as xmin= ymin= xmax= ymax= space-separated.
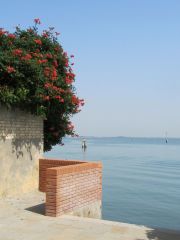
xmin=0 ymin=105 xmax=43 ymax=197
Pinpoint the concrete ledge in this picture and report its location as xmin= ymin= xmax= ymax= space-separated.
xmin=1 ymin=191 xmax=180 ymax=240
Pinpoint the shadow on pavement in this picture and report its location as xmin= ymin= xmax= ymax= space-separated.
xmin=25 ymin=203 xmax=45 ymax=215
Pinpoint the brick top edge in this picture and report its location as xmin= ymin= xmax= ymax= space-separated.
xmin=39 ymin=158 xmax=86 ymax=164
xmin=46 ymin=162 xmax=102 ymax=174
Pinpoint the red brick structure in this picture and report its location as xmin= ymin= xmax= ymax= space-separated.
xmin=39 ymin=159 xmax=102 ymax=217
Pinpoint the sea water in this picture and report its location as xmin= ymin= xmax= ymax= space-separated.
xmin=45 ymin=137 xmax=180 ymax=231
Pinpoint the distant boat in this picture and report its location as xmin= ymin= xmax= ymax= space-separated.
xmin=165 ymin=132 xmax=168 ymax=143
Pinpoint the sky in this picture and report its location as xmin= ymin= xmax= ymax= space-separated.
xmin=1 ymin=0 xmax=180 ymax=137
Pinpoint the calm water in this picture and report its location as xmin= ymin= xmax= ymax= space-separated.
xmin=45 ymin=137 xmax=180 ymax=231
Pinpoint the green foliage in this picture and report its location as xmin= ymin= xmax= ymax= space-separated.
xmin=0 ymin=19 xmax=84 ymax=151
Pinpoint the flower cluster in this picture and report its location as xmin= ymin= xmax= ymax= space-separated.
xmin=0 ymin=19 xmax=84 ymax=151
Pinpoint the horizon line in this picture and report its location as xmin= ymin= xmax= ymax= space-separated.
xmin=67 ymin=135 xmax=180 ymax=139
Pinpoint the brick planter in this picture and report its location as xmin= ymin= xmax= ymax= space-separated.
xmin=39 ymin=159 xmax=102 ymax=218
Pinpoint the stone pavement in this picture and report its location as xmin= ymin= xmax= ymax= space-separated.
xmin=0 ymin=191 xmax=179 ymax=240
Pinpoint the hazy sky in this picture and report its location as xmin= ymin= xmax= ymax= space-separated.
xmin=1 ymin=0 xmax=180 ymax=137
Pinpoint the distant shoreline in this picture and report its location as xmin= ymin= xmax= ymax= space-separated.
xmin=66 ymin=136 xmax=180 ymax=140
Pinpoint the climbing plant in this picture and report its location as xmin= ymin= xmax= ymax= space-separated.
xmin=0 ymin=19 xmax=84 ymax=151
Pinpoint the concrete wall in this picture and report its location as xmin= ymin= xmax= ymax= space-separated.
xmin=0 ymin=105 xmax=43 ymax=197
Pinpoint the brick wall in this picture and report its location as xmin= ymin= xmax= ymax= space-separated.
xmin=0 ymin=106 xmax=43 ymax=140
xmin=39 ymin=158 xmax=85 ymax=192
xmin=39 ymin=159 xmax=102 ymax=217
xmin=0 ymin=105 xmax=43 ymax=197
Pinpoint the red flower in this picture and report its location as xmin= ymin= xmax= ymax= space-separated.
xmin=8 ymin=34 xmax=16 ymax=39
xmin=65 ymin=77 xmax=73 ymax=85
xmin=54 ymin=46 xmax=60 ymax=52
xmin=7 ymin=66 xmax=15 ymax=73
xmin=38 ymin=59 xmax=48 ymax=64
xmin=55 ymin=96 xmax=64 ymax=103
xmin=42 ymin=30 xmax=49 ymax=38
xmin=53 ymin=60 xmax=58 ymax=68
xmin=13 ymin=49 xmax=23 ymax=56
xmin=43 ymin=96 xmax=50 ymax=101
xmin=34 ymin=18 xmax=41 ymax=24
xmin=44 ymin=67 xmax=58 ymax=80
xmin=67 ymin=123 xmax=74 ymax=131
xmin=34 ymin=39 xmax=42 ymax=45
xmin=71 ymin=95 xmax=79 ymax=105
xmin=44 ymin=83 xmax=51 ymax=88
xmin=21 ymin=54 xmax=32 ymax=61
xmin=46 ymin=53 xmax=53 ymax=59
xmin=42 ymin=33 xmax=48 ymax=38
xmin=51 ymin=68 xmax=57 ymax=80
xmin=65 ymin=59 xmax=69 ymax=67
xmin=44 ymin=83 xmax=64 ymax=94
xmin=66 ymin=72 xmax=75 ymax=79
